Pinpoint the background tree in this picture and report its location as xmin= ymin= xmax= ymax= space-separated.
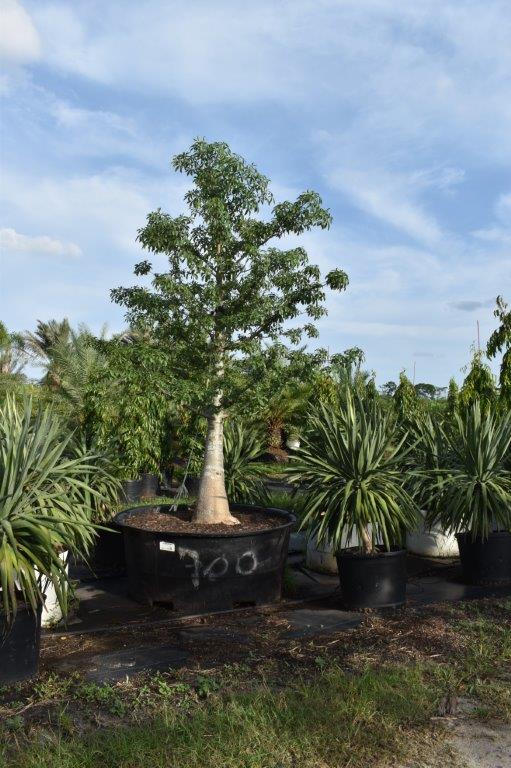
xmin=112 ymin=139 xmax=348 ymax=524
xmin=233 ymin=343 xmax=327 ymax=453
xmin=414 ymin=382 xmax=444 ymax=400
xmin=87 ymin=336 xmax=181 ymax=478
xmin=459 ymin=349 xmax=497 ymax=414
xmin=0 ymin=321 xmax=26 ymax=377
xmin=393 ymin=371 xmax=420 ymax=422
xmin=446 ymin=377 xmax=459 ymax=419
xmin=486 ymin=295 xmax=511 ymax=408
xmin=381 ymin=380 xmax=397 ymax=397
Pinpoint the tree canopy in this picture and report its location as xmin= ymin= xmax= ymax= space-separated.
xmin=111 ymin=139 xmax=348 ymax=407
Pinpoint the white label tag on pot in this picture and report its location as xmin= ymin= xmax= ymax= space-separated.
xmin=159 ymin=541 xmax=175 ymax=552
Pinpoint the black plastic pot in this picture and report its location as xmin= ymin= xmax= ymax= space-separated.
xmin=121 ymin=479 xmax=142 ymax=503
xmin=184 ymin=475 xmax=200 ymax=496
xmin=89 ymin=522 xmax=125 ymax=573
xmin=139 ymin=473 xmax=159 ymax=499
xmin=115 ymin=504 xmax=295 ymax=613
xmin=0 ymin=605 xmax=41 ymax=685
xmin=456 ymin=531 xmax=511 ymax=585
xmin=336 ymin=547 xmax=407 ymax=609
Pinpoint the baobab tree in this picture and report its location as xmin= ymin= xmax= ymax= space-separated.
xmin=112 ymin=139 xmax=348 ymax=525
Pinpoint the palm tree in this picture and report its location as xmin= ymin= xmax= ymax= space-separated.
xmin=0 ymin=321 xmax=26 ymax=376
xmin=25 ymin=321 xmax=108 ymax=433
xmin=49 ymin=324 xmax=107 ymax=427
xmin=24 ymin=318 xmax=71 ymax=388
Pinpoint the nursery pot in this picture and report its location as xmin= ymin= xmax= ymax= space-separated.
xmin=0 ymin=604 xmax=41 ymax=685
xmin=406 ymin=511 xmax=459 ymax=558
xmin=38 ymin=550 xmax=69 ymax=628
xmin=184 ymin=475 xmax=200 ymax=496
xmin=336 ymin=547 xmax=407 ymax=609
xmin=121 ymin=479 xmax=142 ymax=503
xmin=89 ymin=522 xmax=125 ymax=573
xmin=139 ymin=472 xmax=159 ymax=499
xmin=115 ymin=504 xmax=295 ymax=613
xmin=306 ymin=531 xmax=359 ymax=575
xmin=456 ymin=531 xmax=511 ymax=585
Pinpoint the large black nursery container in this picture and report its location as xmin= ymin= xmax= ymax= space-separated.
xmin=139 ymin=472 xmax=159 ymax=499
xmin=89 ymin=522 xmax=126 ymax=573
xmin=121 ymin=479 xmax=142 ymax=503
xmin=336 ymin=547 xmax=407 ymax=609
xmin=115 ymin=504 xmax=295 ymax=613
xmin=0 ymin=605 xmax=41 ymax=685
xmin=456 ymin=531 xmax=511 ymax=585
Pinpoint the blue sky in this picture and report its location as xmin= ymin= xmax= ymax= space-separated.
xmin=0 ymin=0 xmax=510 ymax=386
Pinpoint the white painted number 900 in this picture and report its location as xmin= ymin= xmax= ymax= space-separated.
xmin=177 ymin=547 xmax=258 ymax=588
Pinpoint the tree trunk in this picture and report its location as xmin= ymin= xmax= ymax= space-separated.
xmin=267 ymin=418 xmax=283 ymax=450
xmin=193 ymin=394 xmax=239 ymax=526
xmin=360 ymin=526 xmax=374 ymax=554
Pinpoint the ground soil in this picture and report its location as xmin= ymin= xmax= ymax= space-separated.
xmin=119 ymin=505 xmax=289 ymax=534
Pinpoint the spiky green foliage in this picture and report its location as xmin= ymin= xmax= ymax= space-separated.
xmin=223 ymin=421 xmax=266 ymax=502
xmin=487 ymin=295 xmax=511 ymax=408
xmin=248 ymin=487 xmax=312 ymax=520
xmin=0 ymin=397 xmax=115 ymax=621
xmin=425 ymin=402 xmax=511 ymax=539
xmin=288 ymin=391 xmax=418 ymax=553
xmin=68 ymin=435 xmax=122 ymax=525
xmin=407 ymin=413 xmax=450 ymax=514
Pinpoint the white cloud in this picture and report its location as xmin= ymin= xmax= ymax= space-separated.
xmin=24 ymin=0 xmax=511 ymax=160
xmin=0 ymin=1 xmax=40 ymax=63
xmin=329 ymin=167 xmax=444 ymax=245
xmin=472 ymin=191 xmax=511 ymax=245
xmin=0 ymin=227 xmax=81 ymax=257
xmin=0 ymin=166 xmax=188 ymax=257
xmin=51 ymin=102 xmax=135 ymax=135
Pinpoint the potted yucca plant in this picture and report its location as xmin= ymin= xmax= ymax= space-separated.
xmin=425 ymin=402 xmax=511 ymax=585
xmin=290 ymin=391 xmax=418 ymax=608
xmin=0 ymin=397 xmax=115 ymax=684
xmin=406 ymin=414 xmax=459 ymax=558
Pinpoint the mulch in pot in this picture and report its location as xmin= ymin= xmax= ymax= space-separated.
xmin=120 ymin=506 xmax=285 ymax=535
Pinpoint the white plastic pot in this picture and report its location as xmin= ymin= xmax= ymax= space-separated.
xmin=38 ymin=551 xmax=69 ymax=628
xmin=406 ymin=512 xmax=458 ymax=558
xmin=306 ymin=532 xmax=359 ymax=574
